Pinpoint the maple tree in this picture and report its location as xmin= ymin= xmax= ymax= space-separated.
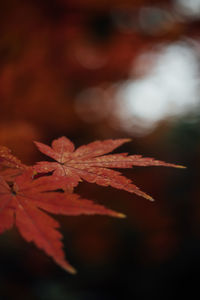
xmin=0 ymin=137 xmax=184 ymax=274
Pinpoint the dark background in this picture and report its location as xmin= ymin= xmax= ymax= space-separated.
xmin=0 ymin=0 xmax=200 ymax=299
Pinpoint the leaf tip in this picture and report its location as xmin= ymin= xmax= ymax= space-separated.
xmin=145 ymin=195 xmax=155 ymax=202
xmin=123 ymin=138 xmax=132 ymax=143
xmin=117 ymin=213 xmax=127 ymax=218
xmin=58 ymin=259 xmax=77 ymax=274
xmin=63 ymin=264 xmax=77 ymax=275
xmin=175 ymin=165 xmax=186 ymax=169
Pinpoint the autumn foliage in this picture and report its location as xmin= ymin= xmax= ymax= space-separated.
xmin=0 ymin=136 xmax=184 ymax=273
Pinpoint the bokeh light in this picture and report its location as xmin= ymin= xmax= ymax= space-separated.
xmin=175 ymin=0 xmax=200 ymax=18
xmin=114 ymin=42 xmax=200 ymax=135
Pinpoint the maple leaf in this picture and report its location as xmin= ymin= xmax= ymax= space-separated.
xmin=34 ymin=137 xmax=184 ymax=201
xmin=0 ymin=169 xmax=125 ymax=273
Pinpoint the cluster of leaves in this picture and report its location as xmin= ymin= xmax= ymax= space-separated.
xmin=0 ymin=136 xmax=184 ymax=274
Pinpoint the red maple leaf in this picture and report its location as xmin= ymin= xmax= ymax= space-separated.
xmin=34 ymin=136 xmax=184 ymax=201
xmin=0 ymin=137 xmax=184 ymax=273
xmin=0 ymin=168 xmax=124 ymax=273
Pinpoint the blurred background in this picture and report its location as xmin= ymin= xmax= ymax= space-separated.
xmin=0 ymin=0 xmax=200 ymax=299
